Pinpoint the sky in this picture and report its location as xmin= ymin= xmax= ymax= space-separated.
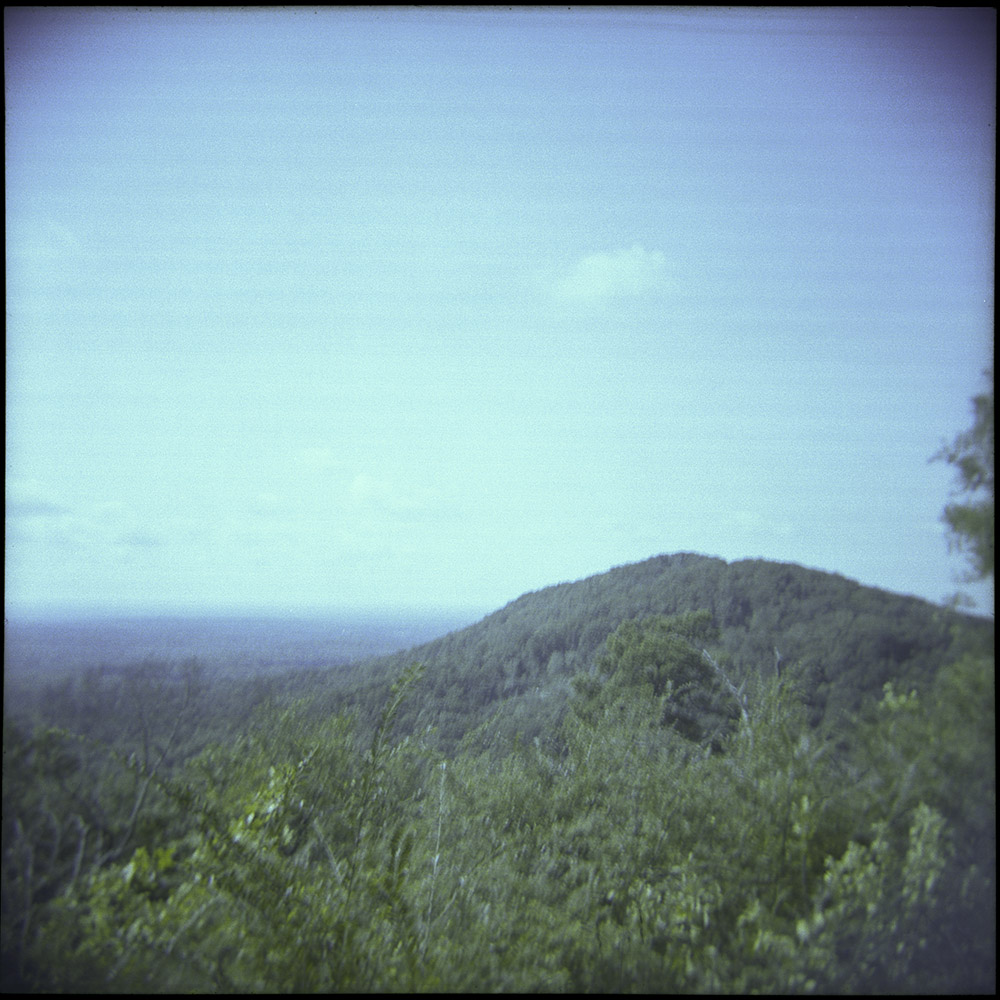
xmin=5 ymin=6 xmax=995 ymax=619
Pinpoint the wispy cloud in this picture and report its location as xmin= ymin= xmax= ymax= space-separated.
xmin=5 ymin=484 xmax=170 ymax=553
xmin=5 ymin=480 xmax=70 ymax=518
xmin=555 ymin=245 xmax=667 ymax=302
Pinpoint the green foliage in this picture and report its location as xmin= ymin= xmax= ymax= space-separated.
xmin=354 ymin=554 xmax=989 ymax=750
xmin=0 ymin=715 xmax=196 ymax=990
xmin=579 ymin=611 xmax=737 ymax=748
xmin=846 ymin=653 xmax=996 ymax=992
xmin=933 ymin=375 xmax=994 ymax=581
xmin=411 ymin=659 xmax=983 ymax=993
xmin=4 ymin=559 xmax=994 ymax=994
xmin=17 ymin=662 xmax=432 ymax=993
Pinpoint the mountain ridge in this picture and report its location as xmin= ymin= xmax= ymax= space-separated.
xmin=341 ymin=552 xmax=991 ymax=750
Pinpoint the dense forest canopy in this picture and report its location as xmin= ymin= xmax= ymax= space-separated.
xmin=3 ymin=545 xmax=994 ymax=993
xmin=356 ymin=553 xmax=991 ymax=749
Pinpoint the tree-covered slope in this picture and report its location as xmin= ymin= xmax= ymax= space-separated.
xmin=347 ymin=553 xmax=990 ymax=749
xmin=6 ymin=593 xmax=992 ymax=993
xmin=4 ymin=554 xmax=993 ymax=993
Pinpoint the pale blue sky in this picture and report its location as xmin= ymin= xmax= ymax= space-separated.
xmin=5 ymin=7 xmax=995 ymax=617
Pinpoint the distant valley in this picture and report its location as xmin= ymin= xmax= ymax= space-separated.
xmin=3 ymin=609 xmax=481 ymax=680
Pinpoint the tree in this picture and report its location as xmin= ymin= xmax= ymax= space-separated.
xmin=933 ymin=374 xmax=994 ymax=581
xmin=584 ymin=611 xmax=738 ymax=748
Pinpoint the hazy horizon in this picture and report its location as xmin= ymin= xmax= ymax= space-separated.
xmin=2 ymin=598 xmax=489 ymax=626
xmin=4 ymin=550 xmax=992 ymax=626
xmin=6 ymin=8 xmax=995 ymax=618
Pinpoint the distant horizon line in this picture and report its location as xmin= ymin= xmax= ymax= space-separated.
xmin=5 ymin=550 xmax=994 ymax=623
xmin=3 ymin=603 xmax=493 ymax=624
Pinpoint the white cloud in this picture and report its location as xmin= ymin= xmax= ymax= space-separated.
xmin=555 ymin=245 xmax=667 ymax=302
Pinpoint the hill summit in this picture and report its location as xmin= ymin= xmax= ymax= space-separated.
xmin=359 ymin=553 xmax=991 ymax=748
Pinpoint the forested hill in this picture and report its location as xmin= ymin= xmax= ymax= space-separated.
xmin=5 ymin=552 xmax=994 ymax=993
xmin=339 ymin=553 xmax=992 ymax=748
